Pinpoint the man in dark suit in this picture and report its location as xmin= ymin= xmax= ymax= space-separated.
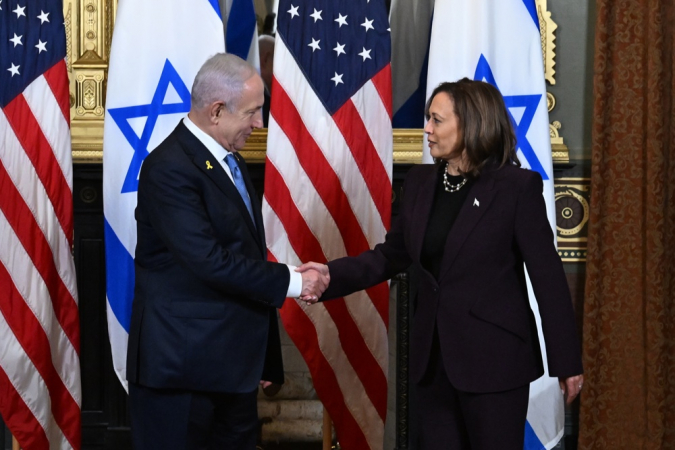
xmin=127 ymin=53 xmax=328 ymax=450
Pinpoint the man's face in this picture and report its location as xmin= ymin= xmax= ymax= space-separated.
xmin=214 ymin=75 xmax=264 ymax=151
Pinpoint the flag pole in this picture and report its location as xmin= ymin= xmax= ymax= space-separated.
xmin=12 ymin=435 xmax=20 ymax=450
xmin=322 ymin=406 xmax=332 ymax=450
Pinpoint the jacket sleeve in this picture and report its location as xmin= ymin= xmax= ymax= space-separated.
xmin=322 ymin=169 xmax=419 ymax=300
xmin=514 ymin=171 xmax=583 ymax=377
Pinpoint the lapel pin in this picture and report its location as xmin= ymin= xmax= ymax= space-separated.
xmin=206 ymin=160 xmax=213 ymax=170
xmin=473 ymin=198 xmax=480 ymax=207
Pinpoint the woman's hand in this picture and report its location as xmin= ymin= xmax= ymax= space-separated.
xmin=559 ymin=374 xmax=584 ymax=405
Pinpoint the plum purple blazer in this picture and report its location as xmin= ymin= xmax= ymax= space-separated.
xmin=322 ymin=163 xmax=583 ymax=393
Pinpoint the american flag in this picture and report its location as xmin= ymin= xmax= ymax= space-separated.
xmin=262 ymin=0 xmax=392 ymax=448
xmin=0 ymin=0 xmax=81 ymax=449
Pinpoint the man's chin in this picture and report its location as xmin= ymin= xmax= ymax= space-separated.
xmin=236 ymin=136 xmax=251 ymax=150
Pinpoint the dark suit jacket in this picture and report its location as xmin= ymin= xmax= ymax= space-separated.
xmin=323 ymin=163 xmax=583 ymax=393
xmin=127 ymin=121 xmax=289 ymax=394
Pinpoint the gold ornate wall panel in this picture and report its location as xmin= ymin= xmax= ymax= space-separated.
xmin=555 ymin=178 xmax=590 ymax=261
xmin=65 ymin=0 xmax=116 ymax=162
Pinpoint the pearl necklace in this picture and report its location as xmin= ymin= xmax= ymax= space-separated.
xmin=442 ymin=162 xmax=467 ymax=193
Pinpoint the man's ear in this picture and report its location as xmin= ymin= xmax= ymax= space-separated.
xmin=209 ymin=101 xmax=226 ymax=123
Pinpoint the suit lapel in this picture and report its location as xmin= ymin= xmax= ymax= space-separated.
xmin=437 ymin=170 xmax=496 ymax=281
xmin=233 ymin=152 xmax=267 ymax=256
xmin=175 ymin=123 xmax=263 ymax=253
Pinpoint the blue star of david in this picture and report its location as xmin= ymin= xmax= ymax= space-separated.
xmin=108 ymin=59 xmax=192 ymax=193
xmin=473 ymin=55 xmax=549 ymax=180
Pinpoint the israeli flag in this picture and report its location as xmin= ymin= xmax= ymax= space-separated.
xmin=103 ymin=0 xmax=225 ymax=391
xmin=223 ymin=0 xmax=260 ymax=72
xmin=426 ymin=1 xmax=563 ymax=449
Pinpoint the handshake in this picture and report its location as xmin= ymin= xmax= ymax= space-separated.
xmin=296 ymin=262 xmax=330 ymax=305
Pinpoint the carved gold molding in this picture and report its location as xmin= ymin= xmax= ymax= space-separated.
xmin=537 ymin=0 xmax=569 ymax=164
xmin=537 ymin=0 xmax=557 ymax=85
xmin=66 ymin=0 xmax=116 ymax=161
xmin=239 ymin=129 xmax=424 ymax=164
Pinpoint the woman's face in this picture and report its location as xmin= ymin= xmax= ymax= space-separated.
xmin=424 ymin=92 xmax=463 ymax=162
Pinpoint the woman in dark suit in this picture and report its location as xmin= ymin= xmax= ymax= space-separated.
xmin=299 ymin=78 xmax=583 ymax=449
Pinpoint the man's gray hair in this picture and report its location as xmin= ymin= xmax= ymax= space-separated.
xmin=191 ymin=53 xmax=257 ymax=112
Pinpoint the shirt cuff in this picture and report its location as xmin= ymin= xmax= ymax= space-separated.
xmin=286 ymin=265 xmax=303 ymax=298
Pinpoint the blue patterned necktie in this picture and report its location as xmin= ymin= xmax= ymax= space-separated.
xmin=224 ymin=153 xmax=255 ymax=224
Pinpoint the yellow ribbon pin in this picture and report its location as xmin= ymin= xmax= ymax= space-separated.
xmin=206 ymin=160 xmax=213 ymax=170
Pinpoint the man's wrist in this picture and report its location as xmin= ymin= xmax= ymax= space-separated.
xmin=286 ymin=265 xmax=302 ymax=297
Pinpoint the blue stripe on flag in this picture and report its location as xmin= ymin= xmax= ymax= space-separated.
xmin=522 ymin=0 xmax=540 ymax=29
xmin=524 ymin=420 xmax=546 ymax=450
xmin=104 ymin=219 xmax=135 ymax=332
xmin=208 ymin=0 xmax=222 ymax=17
xmin=226 ymin=0 xmax=257 ymax=60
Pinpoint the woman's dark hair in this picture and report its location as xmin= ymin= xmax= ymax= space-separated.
xmin=425 ymin=78 xmax=520 ymax=178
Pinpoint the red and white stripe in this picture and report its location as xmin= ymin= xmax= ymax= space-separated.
xmin=0 ymin=60 xmax=81 ymax=450
xmin=263 ymin=39 xmax=392 ymax=449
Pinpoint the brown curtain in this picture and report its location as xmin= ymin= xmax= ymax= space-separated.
xmin=580 ymin=0 xmax=675 ymax=449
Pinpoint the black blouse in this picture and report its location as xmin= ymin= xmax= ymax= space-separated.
xmin=420 ymin=168 xmax=473 ymax=280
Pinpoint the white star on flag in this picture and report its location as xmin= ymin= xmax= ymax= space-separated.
xmin=361 ymin=17 xmax=374 ymax=32
xmin=36 ymin=40 xmax=47 ymax=53
xmin=331 ymin=72 xmax=343 ymax=85
xmin=310 ymin=8 xmax=322 ymax=22
xmin=37 ymin=10 xmax=50 ymax=24
xmin=308 ymin=38 xmax=321 ymax=52
xmin=7 ymin=63 xmax=20 ymax=76
xmin=333 ymin=42 xmax=346 ymax=57
xmin=358 ymin=47 xmax=372 ymax=61
xmin=10 ymin=33 xmax=23 ymax=47
xmin=335 ymin=13 xmax=348 ymax=27
xmin=13 ymin=4 xmax=25 ymax=18
xmin=287 ymin=4 xmax=299 ymax=18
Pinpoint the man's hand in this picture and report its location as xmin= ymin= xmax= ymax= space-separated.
xmin=559 ymin=374 xmax=584 ymax=405
xmin=260 ymin=380 xmax=281 ymax=397
xmin=296 ymin=262 xmax=330 ymax=304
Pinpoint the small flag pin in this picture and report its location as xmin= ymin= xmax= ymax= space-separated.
xmin=473 ymin=198 xmax=479 ymax=207
xmin=206 ymin=160 xmax=213 ymax=170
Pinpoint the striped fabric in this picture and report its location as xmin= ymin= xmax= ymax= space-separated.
xmin=263 ymin=0 xmax=392 ymax=448
xmin=0 ymin=0 xmax=81 ymax=448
